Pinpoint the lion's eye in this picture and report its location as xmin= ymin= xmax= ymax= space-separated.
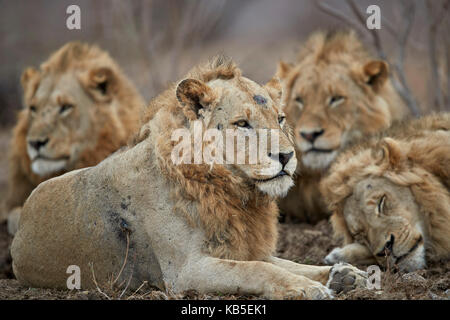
xmin=329 ymin=95 xmax=345 ymax=108
xmin=59 ymin=104 xmax=74 ymax=114
xmin=234 ymin=120 xmax=252 ymax=129
xmin=278 ymin=115 xmax=286 ymax=125
xmin=377 ymin=195 xmax=386 ymax=215
xmin=29 ymin=106 xmax=37 ymax=113
xmin=294 ymin=96 xmax=304 ymax=111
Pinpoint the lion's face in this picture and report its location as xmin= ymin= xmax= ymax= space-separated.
xmin=22 ymin=63 xmax=118 ymax=177
xmin=175 ymin=76 xmax=297 ymax=198
xmin=280 ymin=60 xmax=392 ymax=171
xmin=343 ymin=177 xmax=426 ymax=271
xmin=24 ymin=73 xmax=94 ymax=176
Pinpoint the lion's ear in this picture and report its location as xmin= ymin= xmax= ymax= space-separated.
xmin=21 ymin=67 xmax=41 ymax=102
xmin=176 ymin=79 xmax=215 ymax=119
xmin=265 ymin=77 xmax=283 ymax=106
xmin=276 ymin=61 xmax=293 ymax=80
xmin=379 ymin=137 xmax=403 ymax=167
xmin=81 ymin=67 xmax=117 ymax=103
xmin=363 ymin=60 xmax=388 ymax=92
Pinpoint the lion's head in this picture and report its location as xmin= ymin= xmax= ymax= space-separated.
xmin=6 ymin=42 xmax=144 ymax=212
xmin=141 ymin=57 xmax=297 ymax=199
xmin=320 ymin=114 xmax=450 ymax=271
xmin=175 ymin=64 xmax=296 ymax=198
xmin=277 ymin=30 xmax=407 ymax=171
xmin=18 ymin=42 xmax=143 ymax=177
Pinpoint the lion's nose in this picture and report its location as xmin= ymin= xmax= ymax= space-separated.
xmin=269 ymin=151 xmax=294 ymax=167
xmin=300 ymin=129 xmax=324 ymax=143
xmin=377 ymin=234 xmax=395 ymax=257
xmin=385 ymin=234 xmax=395 ymax=252
xmin=28 ymin=138 xmax=49 ymax=151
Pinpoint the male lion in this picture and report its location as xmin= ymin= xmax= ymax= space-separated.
xmin=12 ymin=57 xmax=366 ymax=299
xmin=321 ymin=113 xmax=450 ymax=272
xmin=277 ymin=30 xmax=408 ymax=223
xmin=4 ymin=42 xmax=144 ymax=233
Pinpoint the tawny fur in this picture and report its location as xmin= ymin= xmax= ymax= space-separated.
xmin=5 ymin=42 xmax=144 ymax=214
xmin=277 ymin=30 xmax=408 ymax=223
xmin=138 ymin=57 xmax=280 ymax=261
xmin=321 ymin=113 xmax=450 ymax=263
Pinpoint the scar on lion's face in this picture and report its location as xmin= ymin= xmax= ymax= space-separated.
xmin=253 ymin=95 xmax=267 ymax=106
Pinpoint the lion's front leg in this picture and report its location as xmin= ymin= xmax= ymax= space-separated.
xmin=177 ymin=256 xmax=333 ymax=299
xmin=266 ymin=256 xmax=331 ymax=284
xmin=324 ymin=243 xmax=376 ymax=265
xmin=267 ymin=256 xmax=367 ymax=294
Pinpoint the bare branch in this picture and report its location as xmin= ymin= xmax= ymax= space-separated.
xmin=102 ymin=0 xmax=226 ymax=99
xmin=446 ymin=14 xmax=450 ymax=110
xmin=346 ymin=0 xmax=366 ymax=26
xmin=317 ymin=0 xmax=421 ymax=115
xmin=315 ymin=1 xmax=367 ymax=35
xmin=348 ymin=0 xmax=388 ymax=60
xmin=426 ymin=0 xmax=450 ymax=110
xmin=391 ymin=0 xmax=421 ymax=115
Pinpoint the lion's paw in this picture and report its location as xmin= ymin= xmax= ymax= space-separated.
xmin=286 ymin=281 xmax=333 ymax=300
xmin=269 ymin=280 xmax=333 ymax=300
xmin=303 ymin=283 xmax=334 ymax=300
xmin=326 ymin=262 xmax=367 ymax=294
xmin=324 ymin=247 xmax=346 ymax=265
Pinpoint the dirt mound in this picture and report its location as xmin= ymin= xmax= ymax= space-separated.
xmin=276 ymin=220 xmax=339 ymax=265
xmin=277 ymin=221 xmax=450 ymax=300
xmin=338 ymin=259 xmax=450 ymax=300
xmin=0 ymin=279 xmax=106 ymax=300
xmin=0 ymin=219 xmax=448 ymax=299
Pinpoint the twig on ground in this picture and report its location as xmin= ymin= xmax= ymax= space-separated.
xmin=89 ymin=262 xmax=112 ymax=300
xmin=112 ymin=231 xmax=130 ymax=287
xmin=126 ymin=281 xmax=148 ymax=300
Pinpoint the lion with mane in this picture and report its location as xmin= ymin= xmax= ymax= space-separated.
xmin=4 ymin=42 xmax=144 ymax=232
xmin=320 ymin=113 xmax=450 ymax=271
xmin=277 ymin=30 xmax=408 ymax=223
xmin=12 ymin=57 xmax=366 ymax=299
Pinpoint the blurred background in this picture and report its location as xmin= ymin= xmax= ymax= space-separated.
xmin=0 ymin=0 xmax=449 ymax=126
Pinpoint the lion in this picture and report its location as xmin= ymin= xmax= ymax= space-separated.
xmin=320 ymin=113 xmax=450 ymax=272
xmin=11 ymin=57 xmax=367 ymax=299
xmin=276 ymin=30 xmax=409 ymax=223
xmin=4 ymin=42 xmax=145 ymax=233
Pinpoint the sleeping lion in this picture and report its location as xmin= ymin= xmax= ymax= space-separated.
xmin=4 ymin=42 xmax=144 ymax=234
xmin=12 ymin=57 xmax=367 ymax=299
xmin=321 ymin=113 xmax=450 ymax=272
